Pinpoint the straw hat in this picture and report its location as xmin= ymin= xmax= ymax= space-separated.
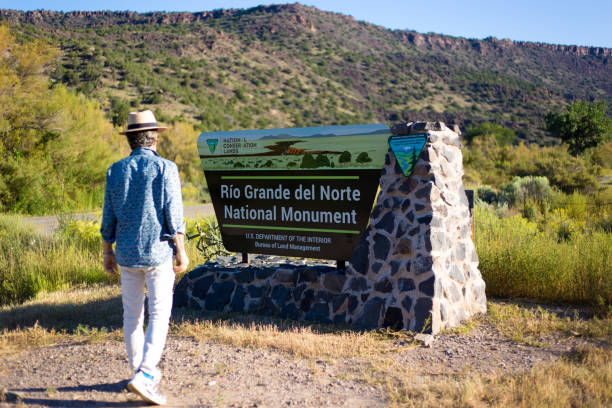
xmin=120 ymin=110 xmax=167 ymax=134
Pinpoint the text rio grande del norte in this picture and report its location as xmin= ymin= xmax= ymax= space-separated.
xmin=221 ymin=183 xmax=360 ymax=225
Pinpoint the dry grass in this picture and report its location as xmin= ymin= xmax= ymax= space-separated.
xmin=377 ymin=345 xmax=612 ymax=408
xmin=0 ymin=284 xmax=122 ymax=330
xmin=0 ymin=284 xmax=122 ymax=354
xmin=172 ymin=314 xmax=413 ymax=359
xmin=0 ymin=323 xmax=70 ymax=355
xmin=488 ymin=301 xmax=612 ymax=345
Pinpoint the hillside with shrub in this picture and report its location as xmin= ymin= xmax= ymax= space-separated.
xmin=1 ymin=4 xmax=610 ymax=144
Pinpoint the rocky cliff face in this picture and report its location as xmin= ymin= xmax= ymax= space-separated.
xmin=1 ymin=6 xmax=610 ymax=58
xmin=394 ymin=31 xmax=611 ymax=58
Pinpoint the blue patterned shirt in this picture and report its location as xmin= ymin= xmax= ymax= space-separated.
xmin=100 ymin=147 xmax=185 ymax=267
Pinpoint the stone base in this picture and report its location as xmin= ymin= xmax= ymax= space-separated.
xmin=174 ymin=255 xmax=357 ymax=325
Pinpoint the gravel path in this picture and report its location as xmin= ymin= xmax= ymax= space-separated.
xmin=0 ymin=315 xmax=597 ymax=408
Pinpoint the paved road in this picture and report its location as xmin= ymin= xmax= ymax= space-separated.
xmin=22 ymin=204 xmax=215 ymax=235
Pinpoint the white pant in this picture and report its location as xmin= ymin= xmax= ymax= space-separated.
xmin=120 ymin=260 xmax=174 ymax=379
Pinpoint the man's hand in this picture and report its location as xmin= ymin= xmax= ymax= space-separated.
xmin=102 ymin=241 xmax=119 ymax=275
xmin=104 ymin=253 xmax=119 ymax=275
xmin=173 ymin=233 xmax=189 ymax=274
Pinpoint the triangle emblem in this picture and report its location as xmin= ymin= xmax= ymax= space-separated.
xmin=206 ymin=139 xmax=219 ymax=154
xmin=388 ymin=134 xmax=427 ymax=177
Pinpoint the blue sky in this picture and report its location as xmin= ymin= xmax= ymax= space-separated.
xmin=2 ymin=1 xmax=611 ymax=48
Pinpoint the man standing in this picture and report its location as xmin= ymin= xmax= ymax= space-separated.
xmin=101 ymin=110 xmax=189 ymax=405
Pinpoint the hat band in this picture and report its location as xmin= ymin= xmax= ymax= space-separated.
xmin=127 ymin=122 xmax=158 ymax=131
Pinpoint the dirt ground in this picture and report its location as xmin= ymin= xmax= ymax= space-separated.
xmin=0 ymin=314 xmax=599 ymax=408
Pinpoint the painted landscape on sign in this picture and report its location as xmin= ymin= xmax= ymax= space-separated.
xmin=197 ymin=124 xmax=391 ymax=171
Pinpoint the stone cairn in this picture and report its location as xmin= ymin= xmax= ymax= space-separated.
xmin=174 ymin=121 xmax=487 ymax=334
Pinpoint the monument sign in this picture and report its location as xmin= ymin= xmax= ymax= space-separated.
xmin=175 ymin=122 xmax=486 ymax=333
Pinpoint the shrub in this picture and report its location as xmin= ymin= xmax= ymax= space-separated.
xmin=108 ymin=97 xmax=130 ymax=127
xmin=315 ymin=154 xmax=331 ymax=167
xmin=184 ymin=216 xmax=229 ymax=265
xmin=498 ymin=176 xmax=553 ymax=207
xmin=593 ymin=214 xmax=612 ymax=233
xmin=338 ymin=151 xmax=352 ymax=163
xmin=475 ymin=206 xmax=611 ymax=306
xmin=465 ymin=122 xmax=515 ymax=146
xmin=356 ymin=152 xmax=372 ymax=163
xmin=520 ymin=199 xmax=540 ymax=222
xmin=477 ymin=185 xmax=498 ymax=204
xmin=56 ymin=217 xmax=103 ymax=253
xmin=300 ymin=153 xmax=318 ymax=168
xmin=463 ymin=138 xmax=600 ymax=193
xmin=0 ymin=215 xmax=115 ymax=306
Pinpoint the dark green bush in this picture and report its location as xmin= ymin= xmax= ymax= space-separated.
xmin=315 ymin=154 xmax=330 ymax=167
xmin=338 ymin=151 xmax=351 ymax=163
xmin=477 ymin=185 xmax=498 ymax=204
xmin=356 ymin=152 xmax=372 ymax=163
xmin=300 ymin=153 xmax=318 ymax=168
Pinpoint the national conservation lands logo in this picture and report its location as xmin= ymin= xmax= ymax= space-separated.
xmin=206 ymin=138 xmax=219 ymax=153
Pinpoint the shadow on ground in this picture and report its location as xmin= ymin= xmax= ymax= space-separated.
xmin=1 ymin=287 xmax=378 ymax=340
xmin=170 ymin=305 xmax=397 ymax=337
xmin=6 ymin=381 xmax=149 ymax=407
xmin=0 ymin=293 xmax=123 ymax=332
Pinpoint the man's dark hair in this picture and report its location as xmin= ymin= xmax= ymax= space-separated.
xmin=126 ymin=130 xmax=158 ymax=150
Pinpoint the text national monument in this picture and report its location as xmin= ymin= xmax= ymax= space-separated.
xmin=174 ymin=122 xmax=487 ymax=333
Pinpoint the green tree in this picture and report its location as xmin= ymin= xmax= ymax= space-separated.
xmin=465 ymin=123 xmax=515 ymax=146
xmin=356 ymin=152 xmax=372 ymax=163
xmin=545 ymin=101 xmax=612 ymax=155
xmin=338 ymin=151 xmax=351 ymax=163
xmin=109 ymin=97 xmax=130 ymax=127
xmin=300 ymin=153 xmax=317 ymax=168
xmin=315 ymin=154 xmax=330 ymax=167
xmin=0 ymin=26 xmax=121 ymax=214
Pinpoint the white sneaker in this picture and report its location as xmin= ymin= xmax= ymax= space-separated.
xmin=127 ymin=370 xmax=167 ymax=405
xmin=133 ymin=370 xmax=161 ymax=385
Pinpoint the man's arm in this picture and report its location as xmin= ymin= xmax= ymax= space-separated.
xmin=101 ymin=167 xmax=118 ymax=275
xmin=164 ymin=162 xmax=189 ymax=273
xmin=173 ymin=233 xmax=189 ymax=274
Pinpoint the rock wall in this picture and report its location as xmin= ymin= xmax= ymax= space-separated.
xmin=174 ymin=256 xmax=356 ymax=324
xmin=343 ymin=122 xmax=486 ymax=333
xmin=174 ymin=122 xmax=487 ymax=333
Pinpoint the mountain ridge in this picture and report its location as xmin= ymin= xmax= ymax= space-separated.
xmin=2 ymin=6 xmax=610 ymax=56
